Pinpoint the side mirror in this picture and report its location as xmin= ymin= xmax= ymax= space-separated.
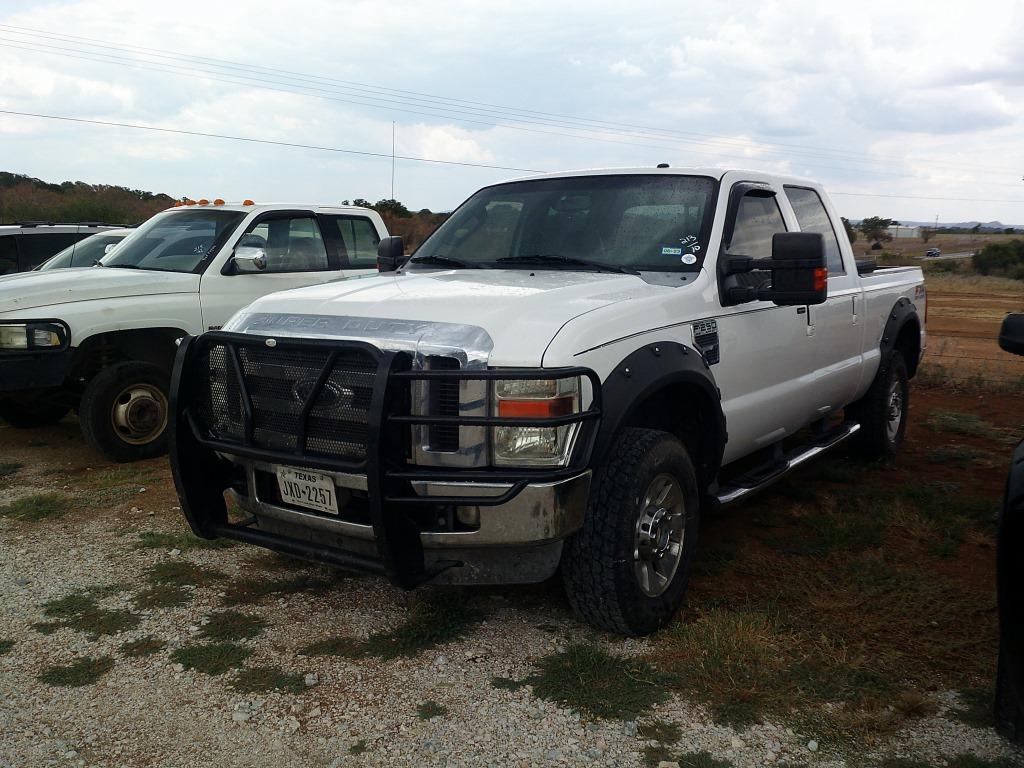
xmin=377 ymin=236 xmax=406 ymax=272
xmin=721 ymin=232 xmax=828 ymax=306
xmin=103 ymin=243 xmax=117 ymax=255
xmin=232 ymin=245 xmax=267 ymax=273
xmin=999 ymin=313 xmax=1024 ymax=356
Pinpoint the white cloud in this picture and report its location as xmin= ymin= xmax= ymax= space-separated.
xmin=609 ymin=59 xmax=646 ymax=78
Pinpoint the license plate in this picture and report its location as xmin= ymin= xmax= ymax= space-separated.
xmin=276 ymin=467 xmax=338 ymax=515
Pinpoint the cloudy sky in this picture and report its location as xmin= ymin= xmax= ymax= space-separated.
xmin=1 ymin=0 xmax=1023 ymax=223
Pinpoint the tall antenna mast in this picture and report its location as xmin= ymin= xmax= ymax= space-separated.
xmin=391 ymin=121 xmax=396 ymax=200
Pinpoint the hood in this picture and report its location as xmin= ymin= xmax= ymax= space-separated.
xmin=226 ymin=269 xmax=655 ymax=366
xmin=0 ymin=268 xmax=199 ymax=314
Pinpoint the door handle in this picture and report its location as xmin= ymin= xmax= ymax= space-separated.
xmin=796 ymin=307 xmax=806 ymax=315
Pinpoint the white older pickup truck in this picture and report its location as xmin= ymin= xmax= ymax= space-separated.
xmin=170 ymin=168 xmax=925 ymax=635
xmin=0 ymin=202 xmax=387 ymax=461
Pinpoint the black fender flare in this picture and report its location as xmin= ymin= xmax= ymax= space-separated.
xmin=591 ymin=341 xmax=726 ymax=488
xmin=880 ymin=296 xmax=921 ymax=374
xmin=998 ymin=439 xmax=1024 ymax=701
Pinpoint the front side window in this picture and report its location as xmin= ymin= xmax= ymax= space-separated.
xmin=410 ymin=174 xmax=716 ymax=272
xmin=41 ymin=234 xmax=128 ymax=270
xmin=784 ymin=186 xmax=845 ymax=276
xmin=103 ymin=210 xmax=246 ymax=273
xmin=325 ymin=216 xmax=381 ymax=268
xmin=0 ymin=235 xmax=16 ymax=275
xmin=728 ymin=193 xmax=787 ymax=290
xmin=241 ymin=216 xmax=329 ymax=273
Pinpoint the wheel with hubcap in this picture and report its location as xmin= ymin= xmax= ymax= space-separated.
xmin=562 ymin=427 xmax=700 ymax=636
xmin=80 ymin=361 xmax=170 ymax=462
xmin=848 ymin=350 xmax=909 ymax=458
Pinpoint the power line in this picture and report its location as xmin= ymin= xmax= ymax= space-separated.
xmin=1 ymin=24 xmax=1018 ymax=182
xmin=4 ymin=107 xmax=1023 ymax=206
xmin=0 ymin=109 xmax=544 ymax=173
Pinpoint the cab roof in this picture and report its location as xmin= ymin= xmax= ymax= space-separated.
xmin=503 ymin=166 xmax=822 ymax=188
xmin=161 ymin=203 xmax=377 ymax=215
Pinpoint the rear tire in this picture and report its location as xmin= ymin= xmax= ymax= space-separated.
xmin=848 ymin=350 xmax=909 ymax=459
xmin=561 ymin=428 xmax=700 ymax=636
xmin=80 ymin=361 xmax=170 ymax=462
xmin=0 ymin=395 xmax=69 ymax=428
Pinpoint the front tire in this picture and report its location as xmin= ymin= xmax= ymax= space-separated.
xmin=562 ymin=428 xmax=700 ymax=636
xmin=80 ymin=362 xmax=170 ymax=462
xmin=848 ymin=350 xmax=909 ymax=459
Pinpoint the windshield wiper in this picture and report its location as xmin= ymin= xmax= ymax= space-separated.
xmin=408 ymin=254 xmax=479 ymax=269
xmin=104 ymin=263 xmax=143 ymax=269
xmin=496 ymin=254 xmax=639 ymax=275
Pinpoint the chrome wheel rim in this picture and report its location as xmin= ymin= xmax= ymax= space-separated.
xmin=886 ymin=379 xmax=904 ymax=442
xmin=110 ymin=383 xmax=168 ymax=445
xmin=633 ymin=473 xmax=686 ymax=598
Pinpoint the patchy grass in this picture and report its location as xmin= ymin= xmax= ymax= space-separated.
xmin=416 ymin=700 xmax=447 ymax=720
xmin=362 ymin=592 xmax=482 ymax=660
xmin=946 ymin=757 xmax=1019 ymax=768
xmin=0 ymin=461 xmax=23 ymax=487
xmin=136 ymin=531 xmax=234 ymax=551
xmin=134 ymin=584 xmax=191 ymax=610
xmin=925 ymin=445 xmax=996 ymax=468
xmin=222 ymin=575 xmax=335 ymax=606
xmin=638 ymin=718 xmax=682 ymax=744
xmin=348 ymin=740 xmax=368 ymax=755
xmin=171 ymin=643 xmax=252 ymax=675
xmin=80 ymin=466 xmax=161 ymax=507
xmin=926 ymin=410 xmax=1016 ymax=443
xmin=120 ymin=636 xmax=166 ymax=658
xmin=145 ymin=561 xmax=223 ymax=587
xmin=39 ymin=593 xmax=140 ymax=638
xmin=0 ymin=492 xmax=70 ymax=521
xmin=527 ymin=644 xmax=668 ymax=720
xmin=38 ymin=656 xmax=115 ymax=687
xmin=231 ymin=666 xmax=307 ymax=694
xmin=0 ymin=639 xmax=14 ymax=655
xmin=645 ymin=750 xmax=733 ymax=768
xmin=199 ymin=611 xmax=266 ymax=642
xmin=491 ymin=676 xmax=527 ymax=691
xmin=301 ymin=635 xmax=366 ymax=659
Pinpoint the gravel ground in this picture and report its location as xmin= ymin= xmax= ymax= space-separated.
xmin=1 ymin=423 xmax=1022 ymax=768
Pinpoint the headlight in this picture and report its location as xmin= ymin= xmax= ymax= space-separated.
xmin=492 ymin=377 xmax=581 ymax=467
xmin=0 ymin=322 xmax=68 ymax=350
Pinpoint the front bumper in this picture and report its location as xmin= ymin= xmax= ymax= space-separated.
xmin=169 ymin=331 xmax=601 ymax=588
xmin=0 ymin=349 xmax=73 ymax=393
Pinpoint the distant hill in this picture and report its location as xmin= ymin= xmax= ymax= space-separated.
xmin=0 ymin=171 xmax=176 ymax=225
xmin=851 ymin=217 xmax=1023 ymax=232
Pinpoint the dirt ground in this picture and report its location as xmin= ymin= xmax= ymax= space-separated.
xmin=1 ymin=381 xmax=1022 ymax=768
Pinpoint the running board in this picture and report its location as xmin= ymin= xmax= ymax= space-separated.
xmin=714 ymin=422 xmax=861 ymax=505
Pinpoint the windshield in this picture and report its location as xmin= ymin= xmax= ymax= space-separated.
xmin=38 ymin=233 xmax=129 ymax=271
xmin=410 ymin=174 xmax=717 ymax=272
xmin=101 ymin=209 xmax=246 ymax=273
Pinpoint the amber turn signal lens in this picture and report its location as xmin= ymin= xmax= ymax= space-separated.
xmin=813 ymin=267 xmax=828 ymax=292
xmin=213 ymin=198 xmax=225 ymax=205
xmin=497 ymin=396 xmax=576 ymax=419
xmin=242 ymin=199 xmax=255 ymax=206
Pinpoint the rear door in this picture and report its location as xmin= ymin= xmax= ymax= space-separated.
xmin=783 ymin=186 xmax=865 ymax=410
xmin=199 ymin=211 xmax=346 ymax=331
xmin=320 ymin=214 xmax=382 ymax=278
xmin=0 ymin=234 xmax=17 ymax=275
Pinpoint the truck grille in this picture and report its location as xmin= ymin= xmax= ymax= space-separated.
xmin=193 ymin=342 xmax=377 ymax=461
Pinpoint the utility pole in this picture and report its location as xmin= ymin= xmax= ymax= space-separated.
xmin=391 ymin=122 xmax=396 ymax=201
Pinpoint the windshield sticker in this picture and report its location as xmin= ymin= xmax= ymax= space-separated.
xmin=661 ymin=246 xmax=683 ymax=256
xmin=681 ymin=253 xmax=697 ymax=265
xmin=679 ymin=234 xmax=700 ymax=252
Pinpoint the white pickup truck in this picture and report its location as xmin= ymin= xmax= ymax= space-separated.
xmin=0 ymin=202 xmax=387 ymax=461
xmin=170 ymin=168 xmax=925 ymax=635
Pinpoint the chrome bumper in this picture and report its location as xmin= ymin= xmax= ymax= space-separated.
xmin=227 ymin=455 xmax=591 ymax=548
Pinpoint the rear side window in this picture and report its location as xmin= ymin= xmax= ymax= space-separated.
xmin=17 ymin=233 xmax=83 ymax=271
xmin=728 ymin=194 xmax=787 ymax=290
xmin=784 ymin=187 xmax=845 ymax=276
xmin=0 ymin=235 xmax=17 ymax=275
xmin=325 ymin=216 xmax=381 ymax=268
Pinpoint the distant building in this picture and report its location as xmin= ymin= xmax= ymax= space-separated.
xmin=887 ymin=225 xmax=922 ymax=239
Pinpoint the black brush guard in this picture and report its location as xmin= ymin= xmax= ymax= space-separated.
xmin=169 ymin=331 xmax=601 ymax=588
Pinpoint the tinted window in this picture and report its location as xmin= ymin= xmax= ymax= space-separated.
xmin=728 ymin=194 xmax=787 ymax=290
xmin=0 ymin=235 xmax=17 ymax=275
xmin=411 ymin=174 xmax=716 ymax=272
xmin=325 ymin=216 xmax=381 ymax=268
xmin=242 ymin=216 xmax=329 ymax=272
xmin=104 ymin=210 xmax=245 ymax=273
xmin=18 ymin=233 xmax=83 ymax=270
xmin=785 ymin=186 xmax=844 ymax=275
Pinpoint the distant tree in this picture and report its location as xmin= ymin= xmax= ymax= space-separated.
xmin=971 ymin=223 xmax=982 ymax=234
xmin=920 ymin=227 xmax=933 ymax=243
xmin=1005 ymin=227 xmax=1016 ymax=235
xmin=417 ymin=208 xmax=433 ymax=216
xmin=373 ymin=198 xmax=412 ymax=218
xmin=859 ymin=216 xmax=896 ymax=248
xmin=840 ymin=217 xmax=858 ymax=244
xmin=340 ymin=199 xmax=350 ymax=205
xmin=351 ymin=198 xmax=372 ymax=208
